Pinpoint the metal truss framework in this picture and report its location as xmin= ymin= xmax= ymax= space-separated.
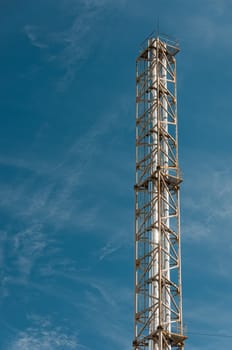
xmin=133 ymin=36 xmax=187 ymax=350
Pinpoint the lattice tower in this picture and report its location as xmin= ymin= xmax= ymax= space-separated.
xmin=133 ymin=35 xmax=187 ymax=350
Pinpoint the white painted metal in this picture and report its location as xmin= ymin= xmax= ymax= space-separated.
xmin=161 ymin=43 xmax=171 ymax=346
xmin=149 ymin=38 xmax=159 ymax=350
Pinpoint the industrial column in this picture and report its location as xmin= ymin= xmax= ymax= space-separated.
xmin=133 ymin=35 xmax=187 ymax=350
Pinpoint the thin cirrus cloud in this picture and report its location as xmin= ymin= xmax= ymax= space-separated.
xmin=184 ymin=298 xmax=232 ymax=349
xmin=23 ymin=25 xmax=48 ymax=49
xmin=23 ymin=0 xmax=127 ymax=89
xmin=74 ymin=276 xmax=132 ymax=350
xmin=184 ymin=15 xmax=232 ymax=48
xmin=0 ymin=91 xmax=132 ymax=235
xmin=0 ymin=98 xmax=133 ymax=302
xmin=182 ymin=152 xmax=232 ymax=241
xmin=7 ymin=315 xmax=79 ymax=350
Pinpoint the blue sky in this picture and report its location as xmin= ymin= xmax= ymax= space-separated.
xmin=0 ymin=0 xmax=232 ymax=349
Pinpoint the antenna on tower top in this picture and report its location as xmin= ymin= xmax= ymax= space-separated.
xmin=157 ymin=16 xmax=160 ymax=37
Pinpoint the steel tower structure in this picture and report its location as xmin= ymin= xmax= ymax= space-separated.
xmin=133 ymin=35 xmax=187 ymax=350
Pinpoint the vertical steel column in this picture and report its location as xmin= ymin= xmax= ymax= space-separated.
xmin=133 ymin=35 xmax=187 ymax=350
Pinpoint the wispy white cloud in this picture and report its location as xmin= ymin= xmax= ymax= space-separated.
xmin=99 ymin=240 xmax=122 ymax=261
xmin=12 ymin=224 xmax=49 ymax=278
xmin=76 ymin=275 xmax=132 ymax=350
xmin=185 ymin=296 xmax=232 ymax=335
xmin=210 ymin=0 xmax=227 ymax=15
xmin=24 ymin=25 xmax=48 ymax=49
xmin=0 ymin=223 xmax=63 ymax=300
xmin=0 ymin=97 xmax=131 ymax=232
xmin=184 ymin=294 xmax=232 ymax=349
xmin=182 ymin=220 xmax=211 ymax=242
xmin=23 ymin=0 xmax=128 ymax=89
xmin=0 ymin=97 xmax=132 ymax=304
xmin=97 ymin=223 xmax=133 ymax=262
xmin=7 ymin=315 xmax=79 ymax=350
xmin=180 ymin=0 xmax=232 ymax=48
xmin=5 ymin=270 xmax=132 ymax=350
xmin=182 ymin=155 xmax=232 ymax=242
